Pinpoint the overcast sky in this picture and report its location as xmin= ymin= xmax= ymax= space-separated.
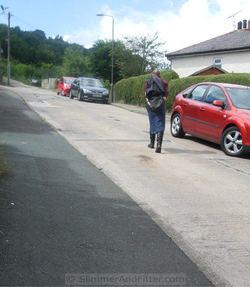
xmin=1 ymin=0 xmax=249 ymax=53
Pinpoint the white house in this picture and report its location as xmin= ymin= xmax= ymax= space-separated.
xmin=166 ymin=20 xmax=250 ymax=77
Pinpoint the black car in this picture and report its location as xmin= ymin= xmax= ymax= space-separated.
xmin=69 ymin=77 xmax=109 ymax=104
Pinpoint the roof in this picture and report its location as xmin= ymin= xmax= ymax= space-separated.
xmin=190 ymin=65 xmax=228 ymax=76
xmin=166 ymin=29 xmax=250 ymax=59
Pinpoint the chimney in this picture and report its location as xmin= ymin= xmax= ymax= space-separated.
xmin=243 ymin=19 xmax=247 ymax=29
xmin=237 ymin=21 xmax=242 ymax=29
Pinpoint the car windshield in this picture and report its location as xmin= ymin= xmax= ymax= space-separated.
xmin=65 ymin=78 xmax=74 ymax=84
xmin=80 ymin=78 xmax=103 ymax=88
xmin=226 ymin=87 xmax=250 ymax=110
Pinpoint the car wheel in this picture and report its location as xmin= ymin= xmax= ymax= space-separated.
xmin=69 ymin=91 xmax=73 ymax=99
xmin=103 ymin=99 xmax=108 ymax=104
xmin=80 ymin=91 xmax=84 ymax=101
xmin=221 ymin=126 xmax=246 ymax=157
xmin=61 ymin=90 xmax=65 ymax=96
xmin=171 ymin=113 xmax=185 ymax=138
xmin=77 ymin=91 xmax=83 ymax=101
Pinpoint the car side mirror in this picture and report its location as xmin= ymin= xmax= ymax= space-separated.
xmin=213 ymin=100 xmax=225 ymax=108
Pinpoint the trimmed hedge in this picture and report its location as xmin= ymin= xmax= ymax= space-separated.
xmin=114 ymin=70 xmax=179 ymax=106
xmin=115 ymin=72 xmax=250 ymax=111
xmin=167 ymin=73 xmax=250 ymax=110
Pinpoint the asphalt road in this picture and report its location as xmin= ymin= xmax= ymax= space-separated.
xmin=0 ymin=88 xmax=214 ymax=286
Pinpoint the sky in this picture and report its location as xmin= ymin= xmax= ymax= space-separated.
xmin=0 ymin=0 xmax=250 ymax=54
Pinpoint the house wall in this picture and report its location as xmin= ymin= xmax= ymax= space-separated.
xmin=170 ymin=50 xmax=250 ymax=77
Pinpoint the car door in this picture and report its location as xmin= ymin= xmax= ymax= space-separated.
xmin=181 ymin=84 xmax=209 ymax=134
xmin=196 ymin=85 xmax=229 ymax=142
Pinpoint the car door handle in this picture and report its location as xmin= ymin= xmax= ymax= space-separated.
xmin=183 ymin=103 xmax=189 ymax=106
xmin=200 ymin=107 xmax=206 ymax=111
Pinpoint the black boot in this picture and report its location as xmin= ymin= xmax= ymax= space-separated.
xmin=155 ymin=132 xmax=163 ymax=153
xmin=148 ymin=133 xmax=155 ymax=148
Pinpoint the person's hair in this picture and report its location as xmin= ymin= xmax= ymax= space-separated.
xmin=152 ymin=70 xmax=160 ymax=76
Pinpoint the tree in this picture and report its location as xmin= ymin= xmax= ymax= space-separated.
xmin=89 ymin=39 xmax=142 ymax=83
xmin=61 ymin=45 xmax=90 ymax=77
xmin=89 ymin=40 xmax=113 ymax=82
xmin=114 ymin=41 xmax=143 ymax=79
xmin=124 ymin=33 xmax=165 ymax=74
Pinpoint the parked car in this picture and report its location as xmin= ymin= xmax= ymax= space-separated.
xmin=57 ymin=77 xmax=76 ymax=96
xmin=171 ymin=82 xmax=250 ymax=156
xmin=69 ymin=77 xmax=109 ymax=104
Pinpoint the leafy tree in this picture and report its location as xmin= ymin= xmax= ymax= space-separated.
xmin=114 ymin=41 xmax=144 ymax=78
xmin=89 ymin=40 xmax=136 ymax=83
xmin=0 ymin=24 xmax=169 ymax=84
xmin=61 ymin=45 xmax=90 ymax=77
xmin=124 ymin=33 xmax=165 ymax=73
xmin=89 ymin=40 xmax=113 ymax=82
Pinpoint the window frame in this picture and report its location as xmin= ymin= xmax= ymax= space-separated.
xmin=213 ymin=58 xmax=222 ymax=68
xmin=188 ymin=84 xmax=209 ymax=102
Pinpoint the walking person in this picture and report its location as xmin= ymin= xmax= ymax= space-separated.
xmin=144 ymin=70 xmax=168 ymax=153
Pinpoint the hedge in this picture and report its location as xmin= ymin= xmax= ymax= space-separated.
xmin=114 ymin=70 xmax=179 ymax=106
xmin=114 ymin=72 xmax=250 ymax=111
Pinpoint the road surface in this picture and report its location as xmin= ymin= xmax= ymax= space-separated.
xmin=2 ymin=81 xmax=250 ymax=286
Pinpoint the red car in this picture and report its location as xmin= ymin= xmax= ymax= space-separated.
xmin=57 ymin=77 xmax=76 ymax=97
xmin=171 ymin=82 xmax=250 ymax=156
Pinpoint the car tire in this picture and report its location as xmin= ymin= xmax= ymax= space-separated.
xmin=69 ymin=91 xmax=73 ymax=99
xmin=80 ymin=91 xmax=84 ymax=101
xmin=103 ymin=99 xmax=108 ymax=104
xmin=171 ymin=113 xmax=185 ymax=138
xmin=77 ymin=91 xmax=83 ymax=101
xmin=221 ymin=126 xmax=246 ymax=157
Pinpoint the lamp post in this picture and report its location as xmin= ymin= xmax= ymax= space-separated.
xmin=96 ymin=13 xmax=114 ymax=102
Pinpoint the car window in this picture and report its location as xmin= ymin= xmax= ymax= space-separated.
xmin=189 ymin=85 xmax=208 ymax=101
xmin=65 ymin=78 xmax=74 ymax=84
xmin=80 ymin=78 xmax=103 ymax=88
xmin=226 ymin=87 xmax=250 ymax=110
xmin=205 ymin=86 xmax=227 ymax=104
xmin=182 ymin=86 xmax=194 ymax=98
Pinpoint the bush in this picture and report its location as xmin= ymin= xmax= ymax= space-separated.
xmin=114 ymin=70 xmax=179 ymax=106
xmin=167 ymin=73 xmax=250 ymax=110
xmin=115 ymin=72 xmax=250 ymax=111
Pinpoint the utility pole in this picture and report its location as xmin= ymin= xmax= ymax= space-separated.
xmin=7 ymin=11 xmax=11 ymax=86
xmin=1 ymin=5 xmax=10 ymax=85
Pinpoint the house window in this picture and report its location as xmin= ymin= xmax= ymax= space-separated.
xmin=213 ymin=58 xmax=222 ymax=68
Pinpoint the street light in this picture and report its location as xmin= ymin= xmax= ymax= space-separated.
xmin=96 ymin=13 xmax=114 ymax=102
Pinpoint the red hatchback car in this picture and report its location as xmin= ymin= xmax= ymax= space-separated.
xmin=57 ymin=77 xmax=76 ymax=97
xmin=171 ymin=82 xmax=250 ymax=156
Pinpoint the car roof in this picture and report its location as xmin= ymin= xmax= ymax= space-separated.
xmin=196 ymin=82 xmax=250 ymax=89
xmin=78 ymin=77 xmax=98 ymax=79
